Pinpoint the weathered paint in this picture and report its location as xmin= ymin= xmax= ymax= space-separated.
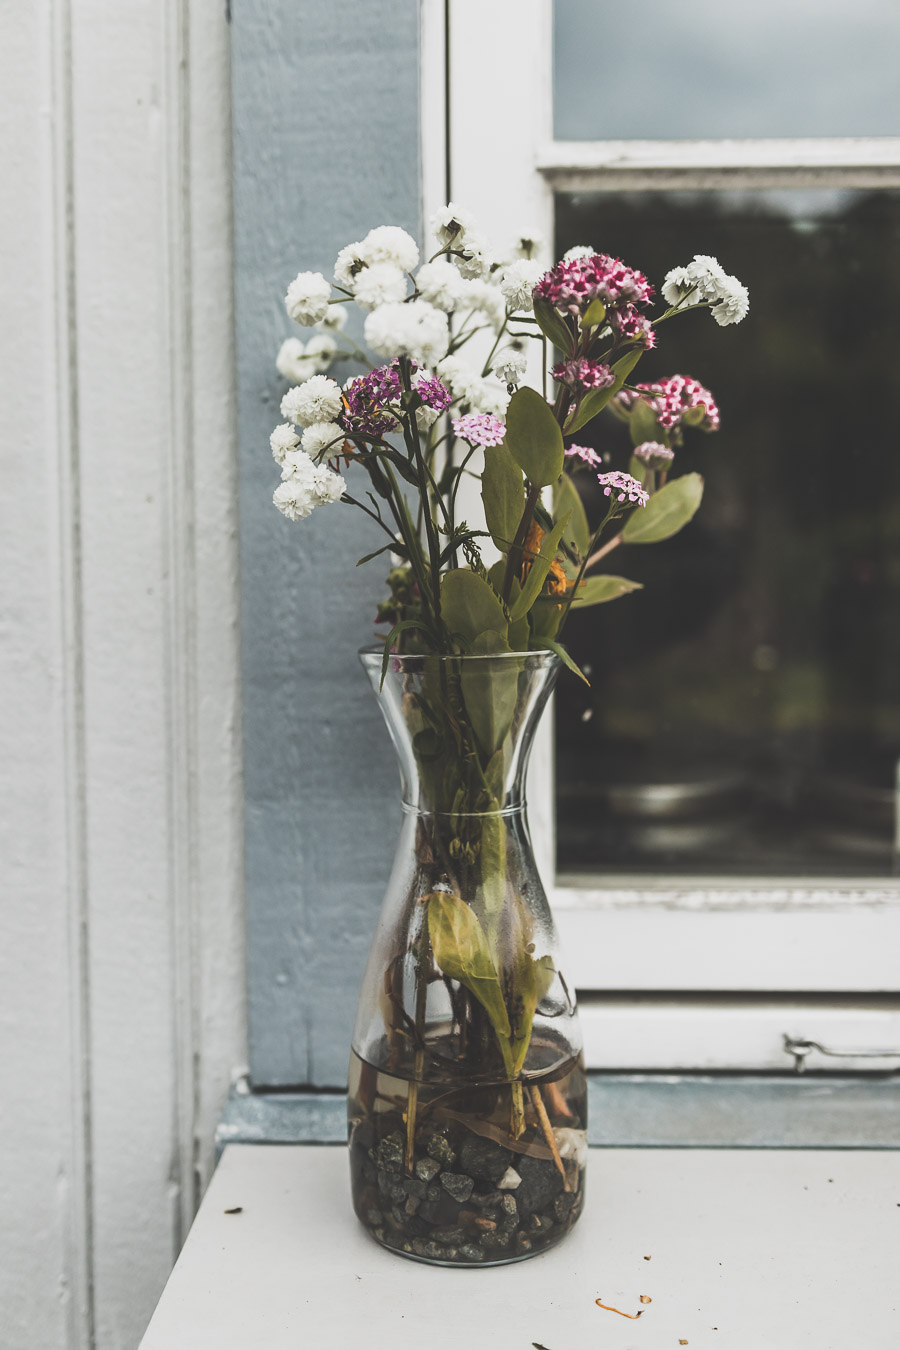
xmin=232 ymin=0 xmax=422 ymax=1087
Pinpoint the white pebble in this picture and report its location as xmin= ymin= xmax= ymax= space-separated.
xmin=497 ymin=1167 xmax=522 ymax=1190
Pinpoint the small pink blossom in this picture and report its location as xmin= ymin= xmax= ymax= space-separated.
xmin=616 ymin=374 xmax=720 ymax=432
xmin=552 ymin=358 xmax=615 ymax=391
xmin=633 ymin=441 xmax=675 ymax=470
xmin=597 ymin=470 xmax=649 ymax=506
xmin=451 ymin=412 xmax=506 ymax=447
xmin=565 ymin=444 xmax=602 ymax=468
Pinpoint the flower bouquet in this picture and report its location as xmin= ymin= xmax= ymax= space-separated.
xmin=269 ymin=205 xmax=747 ymax=1264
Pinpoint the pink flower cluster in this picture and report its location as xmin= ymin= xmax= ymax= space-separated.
xmin=633 ymin=441 xmax=675 ymax=469
xmin=343 ymin=361 xmax=451 ymax=439
xmin=565 ymin=443 xmax=602 ymax=468
xmin=597 ymin=471 xmax=649 ymax=507
xmin=616 ymin=375 xmax=720 ymax=432
xmin=451 ymin=412 xmax=506 ymax=447
xmin=535 ymin=253 xmax=653 ymax=315
xmin=534 ymin=252 xmax=655 ymax=346
xmin=551 ymin=358 xmax=615 ymax=392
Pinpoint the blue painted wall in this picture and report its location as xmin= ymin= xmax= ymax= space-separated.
xmin=232 ymin=0 xmax=422 ymax=1086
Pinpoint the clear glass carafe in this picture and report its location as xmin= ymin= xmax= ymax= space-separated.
xmin=349 ymin=649 xmax=586 ymax=1266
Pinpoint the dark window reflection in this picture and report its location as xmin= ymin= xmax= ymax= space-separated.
xmin=554 ymin=190 xmax=900 ymax=877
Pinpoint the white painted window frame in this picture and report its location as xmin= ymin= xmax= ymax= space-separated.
xmin=422 ymin=0 xmax=900 ymax=1069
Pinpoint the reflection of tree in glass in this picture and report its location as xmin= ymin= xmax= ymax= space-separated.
xmin=554 ymin=190 xmax=900 ymax=876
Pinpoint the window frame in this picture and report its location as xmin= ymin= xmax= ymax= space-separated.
xmin=428 ymin=0 xmax=900 ymax=1062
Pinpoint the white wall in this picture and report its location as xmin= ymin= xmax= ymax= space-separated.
xmin=0 ymin=3 xmax=245 ymax=1348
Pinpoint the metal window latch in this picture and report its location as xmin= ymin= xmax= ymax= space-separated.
xmin=783 ymin=1034 xmax=900 ymax=1073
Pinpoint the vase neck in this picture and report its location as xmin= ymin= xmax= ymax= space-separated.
xmin=360 ymin=648 xmax=560 ymax=819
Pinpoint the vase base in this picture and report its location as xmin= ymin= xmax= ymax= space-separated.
xmin=348 ymin=1042 xmax=587 ymax=1265
xmin=363 ymin=1224 xmax=568 ymax=1267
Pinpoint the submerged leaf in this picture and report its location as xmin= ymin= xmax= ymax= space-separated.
xmin=427 ymin=893 xmax=511 ymax=1040
xmin=460 ymin=631 xmax=518 ymax=759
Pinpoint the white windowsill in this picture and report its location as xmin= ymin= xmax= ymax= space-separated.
xmin=140 ymin=1144 xmax=900 ymax=1348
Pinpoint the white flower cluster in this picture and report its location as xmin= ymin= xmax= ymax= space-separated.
xmin=333 ymin=225 xmax=419 ymax=304
xmin=492 ymin=345 xmax=528 ymax=387
xmin=429 ymin=202 xmax=491 ymax=279
xmin=273 ymin=449 xmax=346 ymax=521
xmin=499 ymin=258 xmax=544 ymax=314
xmin=280 ymin=374 xmax=343 ymax=427
xmin=284 ymin=271 xmax=332 ymax=326
xmin=437 ymin=355 xmax=510 ymax=416
xmin=276 ymin=334 xmax=338 ymax=384
xmin=364 ymin=299 xmax=449 ymax=366
xmin=662 ymin=254 xmax=749 ymax=326
xmin=270 ymin=204 xmax=552 ymax=520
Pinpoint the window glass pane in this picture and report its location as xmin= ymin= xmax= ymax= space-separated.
xmin=554 ymin=188 xmax=900 ymax=877
xmin=554 ymin=0 xmax=900 ymax=140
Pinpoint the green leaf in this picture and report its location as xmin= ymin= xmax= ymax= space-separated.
xmin=564 ymin=348 xmax=644 ymax=436
xmin=554 ymin=472 xmax=590 ymax=557
xmin=356 ymin=541 xmax=400 ymax=567
xmin=479 ymin=811 xmax=508 ymax=938
xmin=509 ymin=512 xmax=570 ymax=622
xmin=628 ymin=454 xmax=648 ymax=486
xmin=504 ymin=387 xmax=564 ymax=488
xmin=540 ymin=636 xmax=589 ymax=685
xmin=533 ymin=295 xmax=574 ymax=356
xmin=581 ymin=298 xmax=606 ymax=329
xmin=460 ymin=630 xmax=518 ymax=759
xmin=440 ymin=569 xmax=507 ymax=646
xmin=570 ymin=574 xmax=644 ymax=607
xmin=481 ymin=443 xmax=525 ymax=550
xmin=529 ymin=597 xmax=562 ymax=643
xmin=629 ymin=397 xmax=659 ymax=447
xmin=427 ymin=893 xmax=511 ymax=1040
xmin=622 ymin=472 xmax=704 ymax=544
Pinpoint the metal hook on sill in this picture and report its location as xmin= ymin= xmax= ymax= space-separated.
xmin=783 ymin=1034 xmax=900 ymax=1074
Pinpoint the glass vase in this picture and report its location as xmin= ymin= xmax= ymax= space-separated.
xmin=348 ymin=647 xmax=586 ymax=1267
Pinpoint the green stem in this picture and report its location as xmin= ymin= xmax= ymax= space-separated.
xmin=556 ymin=504 xmax=619 ymax=639
xmin=398 ymin=360 xmax=444 ymax=627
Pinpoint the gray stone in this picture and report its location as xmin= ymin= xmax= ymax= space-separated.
xmin=553 ymin=1191 xmax=577 ymax=1223
xmin=374 ymin=1132 xmax=405 ymax=1173
xmin=480 ymin=1229 xmax=512 ymax=1251
xmin=432 ymin=1226 xmax=466 ymax=1245
xmin=403 ymin=1177 xmax=427 ymax=1200
xmin=515 ymin=1154 xmax=565 ymax=1215
xmin=411 ymin=1238 xmax=447 ymax=1261
xmin=440 ymin=1172 xmax=475 ymax=1203
xmin=366 ymin=1207 xmax=382 ymax=1227
xmin=459 ymin=1134 xmax=512 ymax=1183
xmin=498 ymin=1193 xmax=519 ymax=1233
xmin=414 ymin=1156 xmax=441 ymax=1182
xmin=376 ymin=1170 xmax=394 ymax=1198
xmin=458 ymin=1243 xmax=486 ymax=1262
xmin=424 ymin=1128 xmax=456 ymax=1167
